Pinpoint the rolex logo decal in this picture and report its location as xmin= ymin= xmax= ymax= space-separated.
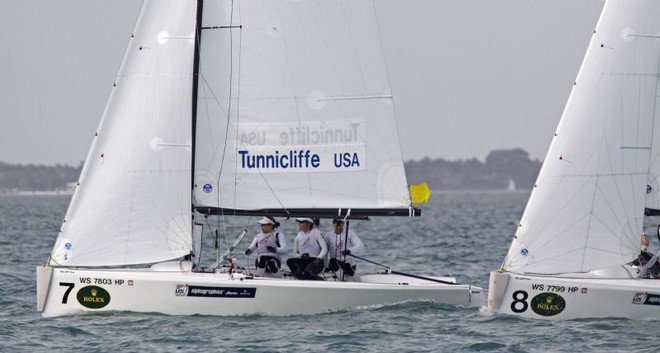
xmin=530 ymin=292 xmax=565 ymax=316
xmin=76 ymin=285 xmax=111 ymax=309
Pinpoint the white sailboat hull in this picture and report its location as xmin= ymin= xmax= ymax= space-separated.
xmin=37 ymin=264 xmax=484 ymax=317
xmin=488 ymin=269 xmax=660 ymax=320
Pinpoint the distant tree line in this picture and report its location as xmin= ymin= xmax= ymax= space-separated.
xmin=0 ymin=161 xmax=81 ymax=192
xmin=0 ymin=148 xmax=541 ymax=192
xmin=405 ymin=148 xmax=541 ymax=190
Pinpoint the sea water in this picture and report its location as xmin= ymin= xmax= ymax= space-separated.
xmin=1 ymin=192 xmax=659 ymax=352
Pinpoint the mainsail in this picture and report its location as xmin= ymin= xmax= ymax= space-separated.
xmin=193 ymin=0 xmax=412 ymax=217
xmin=48 ymin=0 xmax=414 ymax=267
xmin=49 ymin=1 xmax=196 ymax=267
xmin=503 ymin=1 xmax=660 ymax=274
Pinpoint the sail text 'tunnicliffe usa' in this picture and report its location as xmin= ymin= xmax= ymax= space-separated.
xmin=238 ymin=149 xmax=361 ymax=169
xmin=239 ymin=123 xmax=362 ymax=146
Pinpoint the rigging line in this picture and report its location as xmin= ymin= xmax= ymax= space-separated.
xmin=337 ymin=1 xmax=370 ymax=95
xmin=307 ymin=1 xmax=349 ymax=104
xmin=603 ymin=135 xmax=643 ymax=249
xmin=192 ymin=3 xmax=224 ymax=174
xmin=233 ymin=5 xmax=245 ymax=212
xmin=202 ymin=5 xmax=283 ymax=216
xmin=201 ymin=216 xmax=217 ymax=268
xmin=370 ymin=0 xmax=405 ymax=164
xmin=523 ymin=179 xmax=596 ymax=254
xmin=250 ymin=163 xmax=291 ymax=215
xmin=321 ymin=3 xmax=373 ymax=143
xmin=197 ymin=73 xmax=230 ymax=116
xmin=211 ymin=205 xmax=236 ymax=265
xmin=221 ymin=212 xmax=232 ymax=262
xmin=649 ymin=73 xmax=660 ymax=173
xmin=346 ymin=253 xmax=457 ymax=285
xmin=226 ymin=9 xmax=289 ymax=215
xmin=218 ymin=0 xmax=237 ymax=209
xmin=527 ymin=149 xmax=602 ymax=235
xmin=596 ymin=140 xmax=628 ymax=239
xmin=193 ymin=76 xmax=227 ymax=207
xmin=269 ymin=3 xmax=315 ymax=204
xmin=646 ymin=56 xmax=660 ymax=200
xmin=342 ymin=220 xmax=350 ymax=281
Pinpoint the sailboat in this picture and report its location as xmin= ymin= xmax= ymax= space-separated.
xmin=507 ymin=178 xmax=516 ymax=192
xmin=36 ymin=0 xmax=483 ymax=317
xmin=488 ymin=0 xmax=660 ymax=320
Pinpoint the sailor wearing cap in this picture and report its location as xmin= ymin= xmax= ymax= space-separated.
xmin=245 ymin=216 xmax=288 ymax=277
xmin=286 ymin=217 xmax=328 ymax=280
xmin=324 ymin=218 xmax=364 ymax=278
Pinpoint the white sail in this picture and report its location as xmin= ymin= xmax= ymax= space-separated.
xmin=49 ymin=0 xmax=196 ymax=267
xmin=193 ymin=0 xmax=411 ymax=212
xmin=503 ymin=0 xmax=660 ymax=274
xmin=645 ymin=74 xmax=660 ymax=212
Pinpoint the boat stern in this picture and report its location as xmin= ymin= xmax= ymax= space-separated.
xmin=36 ymin=266 xmax=53 ymax=312
xmin=487 ymin=270 xmax=510 ymax=312
xmin=469 ymin=285 xmax=486 ymax=307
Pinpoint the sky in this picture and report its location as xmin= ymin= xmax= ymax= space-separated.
xmin=0 ymin=0 xmax=604 ymax=166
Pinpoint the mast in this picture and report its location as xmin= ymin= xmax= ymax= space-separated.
xmin=191 ymin=0 xmax=203 ymax=223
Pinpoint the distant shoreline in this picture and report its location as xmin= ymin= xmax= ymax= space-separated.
xmin=0 ymin=189 xmax=74 ymax=196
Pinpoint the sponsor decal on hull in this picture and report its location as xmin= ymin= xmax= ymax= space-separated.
xmin=76 ymin=285 xmax=111 ymax=309
xmin=632 ymin=292 xmax=660 ymax=306
xmin=175 ymin=284 xmax=256 ymax=298
xmin=530 ymin=292 xmax=566 ymax=316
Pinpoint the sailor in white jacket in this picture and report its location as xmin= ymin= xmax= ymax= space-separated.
xmin=286 ymin=218 xmax=327 ymax=280
xmin=325 ymin=218 xmax=364 ymax=277
xmin=245 ymin=216 xmax=288 ymax=277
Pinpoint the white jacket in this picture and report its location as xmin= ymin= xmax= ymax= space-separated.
xmin=324 ymin=230 xmax=364 ymax=263
xmin=292 ymin=228 xmax=327 ymax=259
xmin=246 ymin=231 xmax=288 ymax=260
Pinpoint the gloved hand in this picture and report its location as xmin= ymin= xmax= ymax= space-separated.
xmin=245 ymin=249 xmax=252 ymax=256
xmin=266 ymin=246 xmax=277 ymax=252
xmin=341 ymin=249 xmax=351 ymax=256
xmin=301 ymin=253 xmax=310 ymax=260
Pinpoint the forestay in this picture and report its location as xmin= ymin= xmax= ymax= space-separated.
xmin=49 ymin=1 xmax=196 ymax=267
xmin=193 ymin=0 xmax=411 ymax=213
xmin=503 ymin=1 xmax=660 ymax=275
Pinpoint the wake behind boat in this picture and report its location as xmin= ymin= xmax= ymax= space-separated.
xmin=36 ymin=0 xmax=482 ymax=318
xmin=488 ymin=0 xmax=660 ymax=320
